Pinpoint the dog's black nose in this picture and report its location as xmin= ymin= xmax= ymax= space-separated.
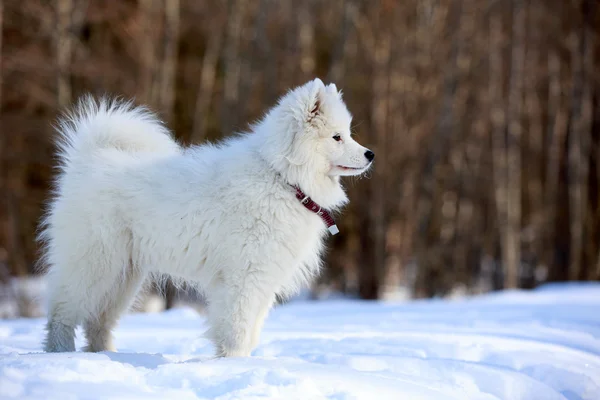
xmin=364 ymin=150 xmax=375 ymax=162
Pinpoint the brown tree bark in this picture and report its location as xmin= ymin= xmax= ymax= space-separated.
xmin=56 ymin=0 xmax=73 ymax=107
xmin=159 ymin=0 xmax=180 ymax=123
xmin=327 ymin=0 xmax=353 ymax=83
xmin=0 ymin=0 xmax=3 ymax=111
xmin=139 ymin=0 xmax=160 ymax=107
xmin=504 ymin=0 xmax=525 ymax=288
xmin=524 ymin=0 xmax=544 ymax=265
xmin=191 ymin=18 xmax=225 ymax=143
xmin=0 ymin=0 xmax=5 ymax=279
xmin=353 ymin=1 xmax=393 ymax=299
xmin=221 ymin=0 xmax=248 ymax=134
xmin=544 ymin=26 xmax=569 ymax=280
xmin=253 ymin=0 xmax=278 ymax=104
xmin=489 ymin=2 xmax=508 ymax=287
xmin=568 ymin=0 xmax=594 ymax=281
xmin=297 ymin=1 xmax=315 ymax=80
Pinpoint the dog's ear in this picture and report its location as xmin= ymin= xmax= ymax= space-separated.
xmin=308 ymin=79 xmax=327 ymax=121
xmin=309 ymin=97 xmax=321 ymax=118
xmin=327 ymin=83 xmax=343 ymax=99
xmin=312 ymin=77 xmax=325 ymax=89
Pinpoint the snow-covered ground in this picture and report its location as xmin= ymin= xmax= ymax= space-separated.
xmin=1 ymin=283 xmax=600 ymax=400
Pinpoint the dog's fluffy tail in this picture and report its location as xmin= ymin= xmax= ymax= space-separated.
xmin=54 ymin=96 xmax=180 ymax=167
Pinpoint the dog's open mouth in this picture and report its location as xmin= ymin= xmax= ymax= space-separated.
xmin=338 ymin=165 xmax=366 ymax=171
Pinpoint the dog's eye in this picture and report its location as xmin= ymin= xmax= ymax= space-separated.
xmin=333 ymin=134 xmax=342 ymax=142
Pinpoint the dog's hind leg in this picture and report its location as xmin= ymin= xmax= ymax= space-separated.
xmin=44 ymin=288 xmax=78 ymax=352
xmin=44 ymin=266 xmax=87 ymax=352
xmin=82 ymin=268 xmax=146 ymax=352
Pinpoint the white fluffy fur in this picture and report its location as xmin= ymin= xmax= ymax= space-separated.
xmin=40 ymin=78 xmax=373 ymax=357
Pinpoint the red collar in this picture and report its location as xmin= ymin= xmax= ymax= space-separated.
xmin=293 ymin=186 xmax=339 ymax=235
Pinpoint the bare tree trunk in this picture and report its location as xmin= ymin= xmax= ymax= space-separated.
xmin=596 ymin=136 xmax=600 ymax=280
xmin=236 ymin=2 xmax=259 ymax=121
xmin=544 ymin=32 xmax=569 ymax=278
xmin=504 ymin=0 xmax=525 ymax=288
xmin=191 ymin=21 xmax=225 ymax=143
xmin=139 ymin=0 xmax=160 ymax=107
xmin=383 ymin=2 xmax=412 ymax=293
xmin=279 ymin=0 xmax=297 ymax=91
xmin=489 ymin=4 xmax=508 ymax=287
xmin=355 ymin=3 xmax=393 ymax=300
xmin=470 ymin=2 xmax=495 ymax=293
xmin=327 ymin=0 xmax=353 ymax=83
xmin=56 ymin=0 xmax=73 ymax=107
xmin=72 ymin=0 xmax=89 ymax=33
xmin=568 ymin=21 xmax=583 ymax=282
xmin=4 ymin=123 xmax=28 ymax=276
xmin=158 ymin=0 xmax=179 ymax=122
xmin=6 ymin=194 xmax=27 ymax=276
xmin=412 ymin=0 xmax=454 ymax=297
xmin=0 ymin=0 xmax=5 ymax=278
xmin=525 ymin=0 xmax=544 ymax=263
xmin=221 ymin=0 xmax=247 ymax=134
xmin=581 ymin=5 xmax=595 ymax=280
xmin=253 ymin=0 xmax=278 ymax=104
xmin=0 ymin=0 xmax=3 ymax=111
xmin=451 ymin=0 xmax=481 ymax=290
xmin=297 ymin=1 xmax=315 ymax=80
xmin=568 ymin=0 xmax=594 ymax=280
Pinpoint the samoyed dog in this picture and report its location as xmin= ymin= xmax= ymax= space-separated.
xmin=40 ymin=78 xmax=374 ymax=357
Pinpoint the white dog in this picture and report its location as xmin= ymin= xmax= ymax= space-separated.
xmin=40 ymin=78 xmax=374 ymax=357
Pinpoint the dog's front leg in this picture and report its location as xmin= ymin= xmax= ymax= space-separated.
xmin=206 ymin=277 xmax=274 ymax=357
xmin=249 ymin=299 xmax=274 ymax=350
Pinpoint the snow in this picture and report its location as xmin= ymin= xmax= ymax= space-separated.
xmin=1 ymin=284 xmax=600 ymax=400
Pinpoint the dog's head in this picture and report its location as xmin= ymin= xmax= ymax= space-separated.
xmin=260 ymin=78 xmax=374 ymax=182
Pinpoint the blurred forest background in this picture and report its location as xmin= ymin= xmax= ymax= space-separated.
xmin=1 ymin=0 xmax=599 ymax=317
